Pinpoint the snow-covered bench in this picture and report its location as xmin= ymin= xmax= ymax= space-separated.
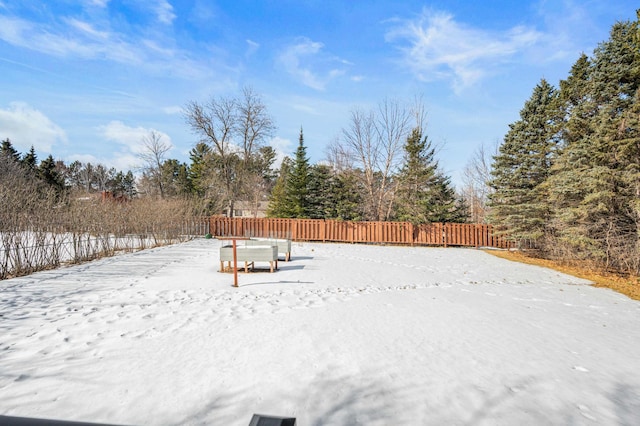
xmin=219 ymin=244 xmax=279 ymax=273
xmin=243 ymin=238 xmax=292 ymax=261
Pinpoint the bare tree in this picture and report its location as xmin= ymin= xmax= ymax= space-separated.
xmin=325 ymin=136 xmax=354 ymax=172
xmin=237 ymin=86 xmax=276 ymax=162
xmin=461 ymin=141 xmax=498 ymax=223
xmin=76 ymin=162 xmax=95 ymax=193
xmin=184 ymin=87 xmax=276 ymax=217
xmin=338 ymin=99 xmax=414 ymax=220
xmin=138 ymin=130 xmax=172 ymax=199
xmin=93 ymin=164 xmax=116 ymax=192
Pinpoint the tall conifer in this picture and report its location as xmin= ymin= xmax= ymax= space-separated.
xmin=395 ymin=128 xmax=462 ymax=223
xmin=266 ymin=158 xmax=293 ymax=218
xmin=488 ymin=79 xmax=562 ymax=247
xmin=547 ymin=19 xmax=640 ymax=271
xmin=285 ymin=128 xmax=311 ymax=218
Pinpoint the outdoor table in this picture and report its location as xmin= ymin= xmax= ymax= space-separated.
xmin=216 ymin=236 xmax=249 ymax=287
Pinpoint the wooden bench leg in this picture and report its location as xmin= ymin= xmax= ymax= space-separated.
xmin=220 ymin=260 xmax=223 ymax=272
xmin=269 ymin=261 xmax=273 ymax=273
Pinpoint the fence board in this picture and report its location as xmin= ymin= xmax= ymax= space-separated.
xmin=208 ymin=217 xmax=513 ymax=249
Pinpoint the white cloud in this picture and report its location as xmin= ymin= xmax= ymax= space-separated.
xmin=0 ymin=102 xmax=67 ymax=153
xmin=0 ymin=15 xmax=142 ymax=63
xmin=82 ymin=0 xmax=110 ymax=7
xmin=386 ymin=9 xmax=541 ymax=92
xmin=246 ymin=39 xmax=260 ymax=57
xmin=154 ymin=0 xmax=176 ymax=25
xmin=268 ymin=136 xmax=293 ymax=167
xmin=162 ymin=106 xmax=183 ymax=115
xmin=65 ymin=18 xmax=110 ymax=40
xmin=0 ymin=12 xmax=214 ymax=81
xmin=98 ymin=121 xmax=172 ymax=156
xmin=278 ymin=37 xmax=350 ymax=91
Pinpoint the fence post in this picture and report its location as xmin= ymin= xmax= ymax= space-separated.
xmin=475 ymin=224 xmax=479 ymax=249
xmin=292 ymin=219 xmax=298 ymax=241
xmin=442 ymin=223 xmax=447 ymax=248
xmin=321 ymin=220 xmax=326 ymax=242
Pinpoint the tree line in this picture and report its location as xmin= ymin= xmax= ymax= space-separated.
xmin=184 ymin=92 xmax=468 ymax=223
xmin=1 ymin=138 xmax=136 ymax=198
xmin=486 ymin=13 xmax=640 ymax=275
xmin=265 ymin=117 xmax=467 ymax=224
xmin=2 ymin=89 xmax=468 ymax=227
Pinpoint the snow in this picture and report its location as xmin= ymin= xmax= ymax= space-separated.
xmin=1 ymin=239 xmax=639 ymax=425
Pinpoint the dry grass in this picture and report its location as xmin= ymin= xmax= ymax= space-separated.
xmin=484 ymin=249 xmax=640 ymax=301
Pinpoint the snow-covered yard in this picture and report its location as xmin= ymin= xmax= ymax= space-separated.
xmin=1 ymin=239 xmax=639 ymax=425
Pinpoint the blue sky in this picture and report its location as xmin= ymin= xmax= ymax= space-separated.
xmin=0 ymin=1 xmax=637 ymax=186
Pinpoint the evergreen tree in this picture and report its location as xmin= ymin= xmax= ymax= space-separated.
xmin=21 ymin=146 xmax=38 ymax=171
xmin=266 ymin=157 xmax=293 ymax=218
xmin=123 ymin=171 xmax=137 ymax=198
xmin=395 ymin=128 xmax=463 ymax=223
xmin=153 ymin=159 xmax=193 ymax=198
xmin=285 ymin=128 xmax=311 ymax=218
xmin=112 ymin=170 xmax=137 ymax=198
xmin=254 ymin=145 xmax=278 ymax=189
xmin=544 ymin=54 xmax=599 ymax=257
xmin=488 ymin=79 xmax=562 ymax=247
xmin=332 ymin=170 xmax=364 ymax=221
xmin=1 ymin=138 xmax=20 ymax=162
xmin=307 ymin=164 xmax=335 ymax=219
xmin=546 ymin=19 xmax=640 ymax=271
xmin=38 ymin=154 xmax=65 ymax=194
xmin=188 ymin=142 xmax=212 ymax=197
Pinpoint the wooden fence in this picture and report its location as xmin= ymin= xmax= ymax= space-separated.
xmin=208 ymin=217 xmax=513 ymax=249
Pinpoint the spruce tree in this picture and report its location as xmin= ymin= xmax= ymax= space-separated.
xmin=188 ymin=142 xmax=211 ymax=197
xmin=21 ymin=146 xmax=38 ymax=171
xmin=546 ymin=19 xmax=640 ymax=271
xmin=266 ymin=157 xmax=293 ymax=218
xmin=285 ymin=128 xmax=311 ymax=218
xmin=332 ymin=170 xmax=363 ymax=221
xmin=1 ymin=138 xmax=20 ymax=162
xmin=38 ymin=155 xmax=65 ymax=194
xmin=307 ymin=164 xmax=335 ymax=219
xmin=488 ymin=79 xmax=562 ymax=247
xmin=394 ymin=128 xmax=462 ymax=223
xmin=544 ymin=54 xmax=600 ymax=257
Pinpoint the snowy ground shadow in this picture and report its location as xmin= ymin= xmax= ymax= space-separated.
xmin=297 ymin=370 xmax=640 ymax=425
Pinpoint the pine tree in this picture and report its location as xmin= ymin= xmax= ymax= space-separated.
xmin=546 ymin=19 xmax=640 ymax=271
xmin=112 ymin=170 xmax=137 ymax=198
xmin=21 ymin=146 xmax=38 ymax=171
xmin=188 ymin=142 xmax=211 ymax=197
xmin=331 ymin=170 xmax=363 ymax=221
xmin=544 ymin=54 xmax=600 ymax=258
xmin=266 ymin=157 xmax=293 ymax=218
xmin=1 ymin=138 xmax=20 ymax=162
xmin=307 ymin=164 xmax=335 ymax=219
xmin=488 ymin=79 xmax=562 ymax=247
xmin=122 ymin=171 xmax=137 ymax=198
xmin=161 ymin=159 xmax=192 ymax=197
xmin=38 ymin=154 xmax=65 ymax=194
xmin=285 ymin=128 xmax=311 ymax=218
xmin=394 ymin=128 xmax=463 ymax=223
